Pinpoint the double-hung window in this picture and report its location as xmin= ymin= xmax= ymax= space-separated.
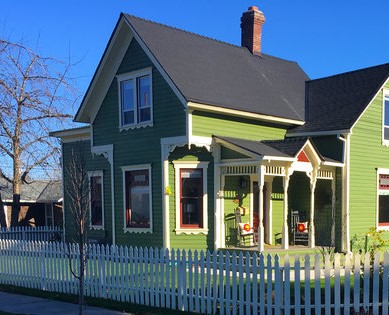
xmin=89 ymin=172 xmax=104 ymax=229
xmin=118 ymin=68 xmax=152 ymax=128
xmin=122 ymin=165 xmax=152 ymax=232
xmin=173 ymin=161 xmax=209 ymax=234
xmin=377 ymin=170 xmax=389 ymax=229
xmin=383 ymin=93 xmax=389 ymax=143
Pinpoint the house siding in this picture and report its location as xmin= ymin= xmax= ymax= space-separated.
xmin=349 ymin=82 xmax=389 ymax=240
xmin=62 ymin=140 xmax=112 ymax=244
xmin=168 ymin=146 xmax=214 ymax=250
xmin=192 ymin=111 xmax=287 ymax=140
xmin=65 ymin=39 xmax=187 ymax=247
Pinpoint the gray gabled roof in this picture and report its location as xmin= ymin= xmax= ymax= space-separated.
xmin=0 ymin=179 xmax=62 ymax=203
xmin=289 ymin=63 xmax=389 ymax=134
xmin=122 ymin=14 xmax=309 ymax=121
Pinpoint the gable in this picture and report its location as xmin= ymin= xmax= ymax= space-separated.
xmin=289 ymin=63 xmax=389 ymax=135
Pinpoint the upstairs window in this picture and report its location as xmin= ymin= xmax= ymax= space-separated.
xmin=383 ymin=94 xmax=389 ymax=142
xmin=118 ymin=69 xmax=152 ymax=128
xmin=89 ymin=172 xmax=104 ymax=229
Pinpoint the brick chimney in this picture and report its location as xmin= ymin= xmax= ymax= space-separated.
xmin=241 ymin=6 xmax=266 ymax=56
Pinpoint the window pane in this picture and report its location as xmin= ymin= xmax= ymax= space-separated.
xmin=385 ymin=127 xmax=389 ymax=141
xmin=379 ymin=194 xmax=389 ymax=225
xmin=123 ymin=110 xmax=134 ymax=125
xmin=121 ymin=80 xmax=134 ymax=111
xmin=180 ymin=169 xmax=203 ymax=227
xmin=385 ymin=97 xmax=389 ymax=126
xmin=121 ymin=80 xmax=134 ymax=125
xmin=139 ymin=107 xmax=151 ymax=122
xmin=125 ymin=169 xmax=150 ymax=229
xmin=90 ymin=176 xmax=103 ymax=226
xmin=138 ymin=75 xmax=151 ymax=109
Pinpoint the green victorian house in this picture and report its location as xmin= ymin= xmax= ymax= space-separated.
xmin=53 ymin=6 xmax=389 ymax=253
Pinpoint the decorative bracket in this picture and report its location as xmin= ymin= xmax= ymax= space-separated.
xmin=91 ymin=144 xmax=113 ymax=165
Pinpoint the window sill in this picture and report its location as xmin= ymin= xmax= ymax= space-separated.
xmin=175 ymin=228 xmax=208 ymax=235
xmin=124 ymin=227 xmax=152 ymax=234
xmin=119 ymin=122 xmax=153 ymax=131
xmin=377 ymin=225 xmax=389 ymax=231
xmin=90 ymin=225 xmax=104 ymax=231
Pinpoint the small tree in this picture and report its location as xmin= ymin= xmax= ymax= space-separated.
xmin=65 ymin=149 xmax=89 ymax=315
xmin=0 ymin=38 xmax=75 ymax=226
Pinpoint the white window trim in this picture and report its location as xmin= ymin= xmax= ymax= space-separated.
xmin=382 ymin=91 xmax=389 ymax=146
xmin=376 ymin=168 xmax=389 ymax=230
xmin=88 ymin=171 xmax=104 ymax=230
xmin=121 ymin=164 xmax=153 ymax=233
xmin=173 ymin=161 xmax=209 ymax=235
xmin=117 ymin=67 xmax=153 ymax=130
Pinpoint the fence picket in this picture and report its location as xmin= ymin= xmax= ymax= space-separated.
xmin=0 ymin=239 xmax=388 ymax=315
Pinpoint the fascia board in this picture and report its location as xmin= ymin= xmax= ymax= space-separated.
xmin=286 ymin=129 xmax=351 ymax=137
xmin=76 ymin=17 xmax=129 ymax=122
xmin=188 ymin=102 xmax=304 ymax=126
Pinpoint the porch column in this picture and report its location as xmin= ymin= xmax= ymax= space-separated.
xmin=257 ymin=165 xmax=265 ymax=252
xmin=265 ymin=178 xmax=273 ymax=244
xmin=309 ymin=169 xmax=318 ymax=248
xmin=330 ymin=170 xmax=336 ymax=247
xmin=282 ymin=167 xmax=292 ymax=249
xmin=213 ymin=144 xmax=222 ymax=249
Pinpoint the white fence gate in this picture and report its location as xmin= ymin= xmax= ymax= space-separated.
xmin=0 ymin=240 xmax=388 ymax=314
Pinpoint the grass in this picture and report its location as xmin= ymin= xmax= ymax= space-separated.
xmin=0 ymin=285 xmax=196 ymax=315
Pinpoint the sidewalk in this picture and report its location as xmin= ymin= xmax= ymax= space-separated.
xmin=0 ymin=292 xmax=132 ymax=314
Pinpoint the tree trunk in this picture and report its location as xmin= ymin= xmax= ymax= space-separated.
xmin=10 ymin=194 xmax=20 ymax=226
xmin=0 ymin=192 xmax=6 ymax=227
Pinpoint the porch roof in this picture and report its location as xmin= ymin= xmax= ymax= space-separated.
xmin=214 ymin=136 xmax=342 ymax=164
xmin=214 ymin=136 xmax=290 ymax=159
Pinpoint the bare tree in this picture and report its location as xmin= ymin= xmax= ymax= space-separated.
xmin=0 ymin=38 xmax=75 ymax=226
xmin=65 ymin=149 xmax=89 ymax=315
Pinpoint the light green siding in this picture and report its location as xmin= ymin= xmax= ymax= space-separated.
xmin=349 ymin=82 xmax=389 ymax=240
xmin=168 ymin=146 xmax=214 ymax=250
xmin=192 ymin=111 xmax=287 ymax=140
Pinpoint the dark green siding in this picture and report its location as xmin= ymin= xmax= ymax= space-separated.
xmin=312 ymin=136 xmax=344 ymax=162
xmin=350 ymin=82 xmax=389 ymax=241
xmin=62 ymin=140 xmax=111 ymax=244
xmin=65 ymin=39 xmax=187 ymax=247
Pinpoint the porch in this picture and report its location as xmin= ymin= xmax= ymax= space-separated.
xmin=213 ymin=136 xmax=343 ymax=252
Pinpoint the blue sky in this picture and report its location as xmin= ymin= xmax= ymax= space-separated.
xmin=2 ymin=0 xmax=389 ymax=100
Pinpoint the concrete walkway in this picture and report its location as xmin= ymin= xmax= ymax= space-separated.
xmin=0 ymin=292 xmax=132 ymax=314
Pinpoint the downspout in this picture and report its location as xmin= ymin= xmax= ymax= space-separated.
xmin=337 ymin=133 xmax=350 ymax=253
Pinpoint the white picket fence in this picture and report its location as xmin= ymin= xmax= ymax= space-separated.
xmin=0 ymin=240 xmax=388 ymax=315
xmin=0 ymin=226 xmax=63 ymax=242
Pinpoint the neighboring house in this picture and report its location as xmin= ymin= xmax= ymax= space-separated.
xmin=52 ymin=6 xmax=389 ymax=252
xmin=0 ymin=178 xmax=63 ymax=228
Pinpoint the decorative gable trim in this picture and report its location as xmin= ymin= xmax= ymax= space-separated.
xmin=75 ymin=15 xmax=187 ymax=124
